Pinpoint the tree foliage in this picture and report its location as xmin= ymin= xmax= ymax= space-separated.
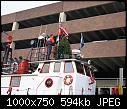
xmin=53 ymin=36 xmax=72 ymax=59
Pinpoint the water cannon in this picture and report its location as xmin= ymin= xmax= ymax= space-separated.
xmin=88 ymin=60 xmax=91 ymax=65
xmin=30 ymin=40 xmax=35 ymax=46
xmin=72 ymin=49 xmax=82 ymax=59
xmin=87 ymin=60 xmax=98 ymax=73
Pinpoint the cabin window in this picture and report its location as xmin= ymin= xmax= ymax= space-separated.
xmin=64 ymin=61 xmax=73 ymax=73
xmin=54 ymin=62 xmax=61 ymax=72
xmin=84 ymin=65 xmax=91 ymax=77
xmin=75 ymin=62 xmax=84 ymax=75
xmin=28 ymin=63 xmax=39 ymax=73
xmin=10 ymin=76 xmax=21 ymax=87
xmin=41 ymin=62 xmax=50 ymax=73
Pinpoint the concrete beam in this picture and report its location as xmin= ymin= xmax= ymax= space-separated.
xmin=9 ymin=23 xmax=59 ymax=41
xmin=63 ymin=1 xmax=114 ymax=12
xmin=16 ymin=2 xmax=62 ymax=22
xmin=96 ymin=79 xmax=126 ymax=87
xmin=63 ymin=11 xmax=125 ymax=34
xmin=71 ymin=39 xmax=126 ymax=58
xmin=2 ymin=1 xmax=115 ymax=24
xmin=1 ymin=39 xmax=125 ymax=60
xmin=1 ymin=11 xmax=124 ymax=42
xmin=1 ymin=13 xmax=16 ymax=24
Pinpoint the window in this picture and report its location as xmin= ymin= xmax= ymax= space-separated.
xmin=41 ymin=62 xmax=50 ymax=73
xmin=10 ymin=76 xmax=21 ymax=87
xmin=54 ymin=62 xmax=61 ymax=72
xmin=75 ymin=62 xmax=84 ymax=75
xmin=64 ymin=61 xmax=73 ymax=73
xmin=28 ymin=63 xmax=39 ymax=73
xmin=84 ymin=65 xmax=91 ymax=77
xmin=123 ymin=87 xmax=126 ymax=95
xmin=100 ymin=88 xmax=110 ymax=95
xmin=96 ymin=88 xmax=98 ymax=95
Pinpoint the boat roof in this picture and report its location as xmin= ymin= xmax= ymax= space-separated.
xmin=29 ymin=58 xmax=97 ymax=71
xmin=29 ymin=58 xmax=88 ymax=64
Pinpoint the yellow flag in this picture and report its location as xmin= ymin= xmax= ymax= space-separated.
xmin=118 ymin=85 xmax=123 ymax=95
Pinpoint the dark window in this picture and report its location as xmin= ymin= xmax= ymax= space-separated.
xmin=123 ymin=87 xmax=126 ymax=95
xmin=96 ymin=88 xmax=98 ymax=95
xmin=100 ymin=88 xmax=110 ymax=95
xmin=10 ymin=76 xmax=21 ymax=87
xmin=91 ymin=73 xmax=95 ymax=79
xmin=28 ymin=63 xmax=39 ymax=73
xmin=41 ymin=62 xmax=50 ymax=73
xmin=75 ymin=62 xmax=84 ymax=75
xmin=64 ymin=61 xmax=73 ymax=73
xmin=84 ymin=65 xmax=91 ymax=77
xmin=54 ymin=62 xmax=61 ymax=72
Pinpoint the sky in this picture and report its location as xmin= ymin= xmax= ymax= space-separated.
xmin=1 ymin=1 xmax=60 ymax=16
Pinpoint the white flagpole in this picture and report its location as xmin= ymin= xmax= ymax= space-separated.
xmin=57 ymin=17 xmax=62 ymax=45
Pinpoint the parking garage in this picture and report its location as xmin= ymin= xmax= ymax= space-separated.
xmin=1 ymin=1 xmax=126 ymax=94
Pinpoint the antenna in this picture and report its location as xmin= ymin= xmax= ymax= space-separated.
xmin=38 ymin=24 xmax=42 ymax=36
xmin=45 ymin=25 xmax=48 ymax=34
xmin=37 ymin=24 xmax=48 ymax=61
xmin=59 ymin=17 xmax=62 ymax=27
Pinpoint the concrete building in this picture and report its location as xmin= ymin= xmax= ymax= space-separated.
xmin=1 ymin=1 xmax=126 ymax=94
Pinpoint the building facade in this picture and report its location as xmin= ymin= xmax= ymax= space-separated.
xmin=1 ymin=1 xmax=126 ymax=94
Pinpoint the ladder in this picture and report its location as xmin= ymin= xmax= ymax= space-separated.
xmin=3 ymin=45 xmax=12 ymax=64
xmin=27 ymin=37 xmax=47 ymax=62
xmin=2 ymin=31 xmax=13 ymax=64
xmin=27 ymin=25 xmax=48 ymax=62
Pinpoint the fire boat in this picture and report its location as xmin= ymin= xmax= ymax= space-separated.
xmin=1 ymin=24 xmax=97 ymax=95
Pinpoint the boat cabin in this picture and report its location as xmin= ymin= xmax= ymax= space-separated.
xmin=1 ymin=59 xmax=96 ymax=95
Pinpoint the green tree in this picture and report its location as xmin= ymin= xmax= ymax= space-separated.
xmin=54 ymin=36 xmax=72 ymax=59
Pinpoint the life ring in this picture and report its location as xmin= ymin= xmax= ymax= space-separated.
xmin=64 ymin=75 xmax=73 ymax=85
xmin=45 ymin=78 xmax=53 ymax=88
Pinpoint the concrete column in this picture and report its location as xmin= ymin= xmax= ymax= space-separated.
xmin=119 ymin=68 xmax=123 ymax=86
xmin=98 ymin=87 xmax=101 ymax=95
xmin=59 ymin=12 xmax=66 ymax=22
xmin=119 ymin=68 xmax=123 ymax=95
xmin=12 ymin=22 xmax=19 ymax=30
xmin=109 ymin=87 xmax=112 ymax=95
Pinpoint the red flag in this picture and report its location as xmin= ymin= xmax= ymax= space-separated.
xmin=60 ymin=27 xmax=69 ymax=37
xmin=57 ymin=26 xmax=69 ymax=37
xmin=57 ymin=28 xmax=63 ymax=36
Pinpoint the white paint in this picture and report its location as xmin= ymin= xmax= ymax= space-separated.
xmin=1 ymin=59 xmax=96 ymax=95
